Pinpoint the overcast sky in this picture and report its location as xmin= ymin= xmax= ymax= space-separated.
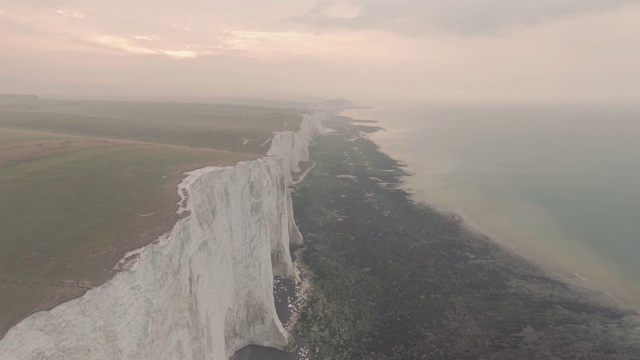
xmin=1 ymin=0 xmax=639 ymax=105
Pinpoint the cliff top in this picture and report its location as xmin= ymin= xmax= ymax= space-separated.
xmin=0 ymin=97 xmax=307 ymax=155
xmin=0 ymin=98 xmax=306 ymax=339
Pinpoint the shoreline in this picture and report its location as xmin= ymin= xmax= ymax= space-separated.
xmin=290 ymin=115 xmax=640 ymax=358
xmin=399 ymin=189 xmax=640 ymax=315
xmin=346 ymin=108 xmax=640 ymax=315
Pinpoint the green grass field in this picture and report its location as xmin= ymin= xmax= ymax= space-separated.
xmin=0 ymin=97 xmax=302 ymax=337
xmin=0 ymin=112 xmax=279 ymax=154
xmin=0 ymin=128 xmax=72 ymax=147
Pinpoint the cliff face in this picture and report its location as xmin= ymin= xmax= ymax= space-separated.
xmin=0 ymin=112 xmax=328 ymax=359
xmin=267 ymin=112 xmax=330 ymax=184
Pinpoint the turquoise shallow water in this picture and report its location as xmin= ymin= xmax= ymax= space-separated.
xmin=344 ymin=105 xmax=640 ymax=309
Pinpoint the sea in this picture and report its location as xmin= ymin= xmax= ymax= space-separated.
xmin=343 ymin=104 xmax=640 ymax=310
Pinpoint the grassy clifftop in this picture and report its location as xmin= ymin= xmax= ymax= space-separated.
xmin=0 ymin=98 xmax=304 ymax=338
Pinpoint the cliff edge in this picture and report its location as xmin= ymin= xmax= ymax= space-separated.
xmin=0 ymin=111 xmax=329 ymax=359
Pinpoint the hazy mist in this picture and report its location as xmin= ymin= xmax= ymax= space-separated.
xmin=1 ymin=0 xmax=639 ymax=105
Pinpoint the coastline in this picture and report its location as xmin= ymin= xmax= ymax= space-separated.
xmin=345 ymin=106 xmax=640 ymax=314
xmin=0 ymin=111 xmax=328 ymax=359
xmin=289 ymin=114 xmax=640 ymax=358
xmin=3 ymin=106 xmax=638 ymax=358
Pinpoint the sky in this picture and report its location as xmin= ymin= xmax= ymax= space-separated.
xmin=0 ymin=0 xmax=639 ymax=105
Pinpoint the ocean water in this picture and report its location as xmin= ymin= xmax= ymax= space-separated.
xmin=343 ymin=105 xmax=640 ymax=310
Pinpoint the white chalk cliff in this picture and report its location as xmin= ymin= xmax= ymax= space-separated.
xmin=0 ymin=111 xmax=329 ymax=359
xmin=267 ymin=111 xmax=330 ymax=184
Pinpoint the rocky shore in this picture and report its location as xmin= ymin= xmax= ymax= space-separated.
xmin=288 ymin=116 xmax=640 ymax=359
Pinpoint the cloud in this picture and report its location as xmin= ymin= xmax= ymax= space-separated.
xmin=217 ymin=25 xmax=433 ymax=61
xmin=158 ymin=49 xmax=199 ymax=59
xmin=133 ymin=35 xmax=156 ymax=41
xmin=94 ymin=35 xmax=205 ymax=59
xmin=1 ymin=0 xmax=639 ymax=105
xmin=56 ymin=9 xmax=84 ymax=19
xmin=95 ymin=35 xmax=158 ymax=55
xmin=293 ymin=0 xmax=637 ymax=35
xmin=0 ymin=0 xmax=327 ymax=59
xmin=305 ymin=0 xmax=361 ymax=19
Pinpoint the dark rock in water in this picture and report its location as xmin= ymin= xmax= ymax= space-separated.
xmin=230 ymin=345 xmax=295 ymax=360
